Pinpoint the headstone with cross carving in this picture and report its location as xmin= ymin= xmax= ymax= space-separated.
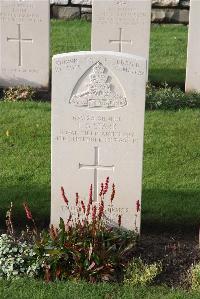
xmin=51 ymin=51 xmax=146 ymax=232
xmin=0 ymin=0 xmax=49 ymax=88
xmin=185 ymin=0 xmax=200 ymax=92
xmin=91 ymin=0 xmax=151 ymax=76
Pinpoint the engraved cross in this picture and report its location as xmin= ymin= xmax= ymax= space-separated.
xmin=7 ymin=24 xmax=33 ymax=67
xmin=79 ymin=146 xmax=114 ymax=203
xmin=109 ymin=28 xmax=132 ymax=52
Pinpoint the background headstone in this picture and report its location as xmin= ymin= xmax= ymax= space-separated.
xmin=0 ymin=0 xmax=50 ymax=88
xmin=185 ymin=0 xmax=200 ymax=92
xmin=91 ymin=0 xmax=151 ymax=72
xmin=51 ymin=51 xmax=146 ymax=232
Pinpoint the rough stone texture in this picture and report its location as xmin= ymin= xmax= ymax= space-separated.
xmin=71 ymin=0 xmax=92 ymax=4
xmin=81 ymin=7 xmax=92 ymax=20
xmin=50 ymin=0 xmax=69 ymax=4
xmin=152 ymin=0 xmax=179 ymax=6
xmin=152 ymin=8 xmax=189 ymax=23
xmin=0 ymin=0 xmax=49 ymax=88
xmin=65 ymin=0 xmax=190 ymax=6
xmin=51 ymin=0 xmax=191 ymax=23
xmin=81 ymin=6 xmax=92 ymax=13
xmin=52 ymin=6 xmax=80 ymax=20
xmin=180 ymin=0 xmax=190 ymax=7
xmin=51 ymin=51 xmax=146 ymax=232
xmin=185 ymin=0 xmax=200 ymax=92
xmin=152 ymin=0 xmax=189 ymax=7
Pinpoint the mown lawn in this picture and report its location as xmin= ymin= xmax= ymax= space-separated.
xmin=1 ymin=278 xmax=200 ymax=299
xmin=0 ymin=102 xmax=199 ymax=231
xmin=0 ymin=102 xmax=51 ymax=228
xmin=143 ymin=109 xmax=200 ymax=232
xmin=51 ymin=20 xmax=188 ymax=85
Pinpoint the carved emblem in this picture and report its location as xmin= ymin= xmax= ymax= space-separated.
xmin=70 ymin=62 xmax=127 ymax=110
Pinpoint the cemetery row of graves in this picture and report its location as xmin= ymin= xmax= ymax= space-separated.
xmin=0 ymin=0 xmax=200 ymax=297
xmin=1 ymin=0 xmax=200 ymax=92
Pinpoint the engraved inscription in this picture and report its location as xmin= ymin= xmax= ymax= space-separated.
xmin=55 ymin=57 xmax=145 ymax=77
xmin=96 ymin=6 xmax=148 ymax=26
xmin=79 ymin=147 xmax=114 ymax=203
xmin=104 ymin=205 xmax=129 ymax=224
xmin=70 ymin=62 xmax=127 ymax=110
xmin=116 ymin=0 xmax=127 ymax=6
xmin=7 ymin=24 xmax=33 ymax=67
xmin=56 ymin=114 xmax=135 ymax=145
xmin=0 ymin=1 xmax=42 ymax=23
xmin=109 ymin=28 xmax=132 ymax=52
xmin=55 ymin=58 xmax=80 ymax=73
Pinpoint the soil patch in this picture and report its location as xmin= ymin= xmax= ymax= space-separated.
xmin=136 ymin=233 xmax=200 ymax=288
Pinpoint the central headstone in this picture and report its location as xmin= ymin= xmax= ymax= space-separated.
xmin=0 ymin=0 xmax=49 ymax=88
xmin=51 ymin=51 xmax=146 ymax=232
xmin=91 ymin=0 xmax=151 ymax=70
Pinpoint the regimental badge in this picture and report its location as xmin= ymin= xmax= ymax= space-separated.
xmin=70 ymin=62 xmax=127 ymax=110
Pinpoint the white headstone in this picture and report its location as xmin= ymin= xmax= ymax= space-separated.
xmin=185 ymin=0 xmax=200 ymax=92
xmin=0 ymin=0 xmax=49 ymax=88
xmin=51 ymin=51 xmax=146 ymax=232
xmin=91 ymin=0 xmax=151 ymax=72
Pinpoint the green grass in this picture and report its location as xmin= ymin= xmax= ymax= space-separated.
xmin=51 ymin=19 xmax=91 ymax=56
xmin=0 ymin=278 xmax=200 ymax=299
xmin=51 ymin=20 xmax=188 ymax=85
xmin=0 ymin=102 xmax=51 ymax=227
xmin=149 ymin=25 xmax=187 ymax=85
xmin=143 ymin=109 xmax=200 ymax=232
xmin=0 ymin=102 xmax=199 ymax=231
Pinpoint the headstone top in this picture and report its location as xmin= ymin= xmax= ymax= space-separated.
xmin=53 ymin=50 xmax=146 ymax=61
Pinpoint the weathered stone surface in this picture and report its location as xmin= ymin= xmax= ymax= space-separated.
xmin=52 ymin=6 xmax=80 ymax=19
xmin=50 ymin=0 xmax=191 ymax=24
xmin=71 ymin=0 xmax=92 ymax=5
xmin=0 ymin=0 xmax=50 ymax=88
xmin=81 ymin=7 xmax=92 ymax=20
xmin=52 ymin=0 xmax=190 ymax=7
xmin=186 ymin=0 xmax=200 ymax=92
xmin=81 ymin=7 xmax=92 ymax=13
xmin=151 ymin=8 xmax=189 ymax=23
xmin=51 ymin=51 xmax=146 ymax=232
xmin=180 ymin=0 xmax=190 ymax=7
xmin=92 ymin=0 xmax=151 ymax=76
xmin=152 ymin=0 xmax=190 ymax=7
xmin=50 ymin=0 xmax=69 ymax=5
xmin=152 ymin=0 xmax=179 ymax=6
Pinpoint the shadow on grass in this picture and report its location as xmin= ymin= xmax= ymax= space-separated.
xmin=142 ymin=189 xmax=200 ymax=235
xmin=0 ymin=185 xmax=199 ymax=234
xmin=0 ymin=185 xmax=50 ymax=230
xmin=149 ymin=68 xmax=186 ymax=89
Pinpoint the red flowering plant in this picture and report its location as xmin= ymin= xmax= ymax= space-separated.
xmin=34 ymin=178 xmax=138 ymax=282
